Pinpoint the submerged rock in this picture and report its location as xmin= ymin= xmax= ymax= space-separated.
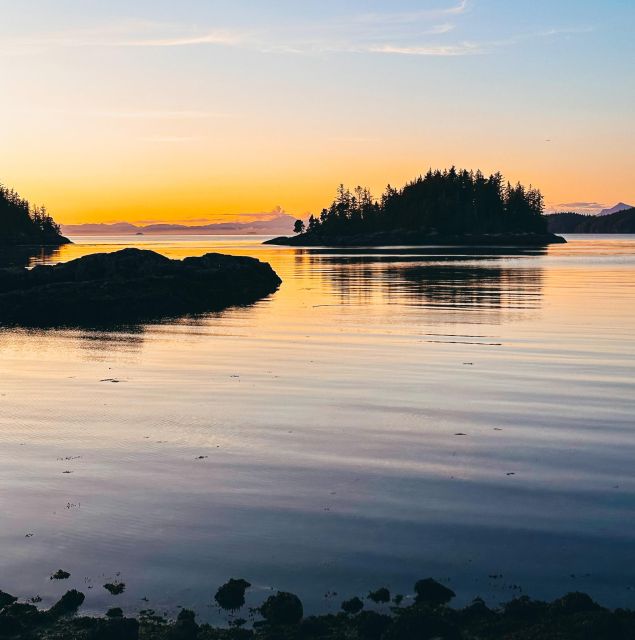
xmin=0 ymin=248 xmax=282 ymax=326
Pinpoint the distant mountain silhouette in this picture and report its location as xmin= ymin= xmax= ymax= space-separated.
xmin=598 ymin=202 xmax=634 ymax=216
xmin=62 ymin=215 xmax=296 ymax=236
xmin=547 ymin=207 xmax=635 ymax=233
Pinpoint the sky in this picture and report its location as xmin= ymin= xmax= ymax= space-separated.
xmin=0 ymin=0 xmax=633 ymax=224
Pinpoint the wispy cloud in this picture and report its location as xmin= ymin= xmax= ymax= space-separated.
xmin=139 ymin=136 xmax=198 ymax=143
xmin=371 ymin=42 xmax=482 ymax=56
xmin=119 ymin=31 xmax=242 ymax=48
xmin=95 ymin=109 xmax=234 ymax=120
xmin=0 ymin=3 xmax=594 ymax=61
xmin=549 ymin=201 xmax=607 ymax=213
xmin=357 ymin=0 xmax=469 ymax=24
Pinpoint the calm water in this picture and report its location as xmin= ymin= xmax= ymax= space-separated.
xmin=1 ymin=234 xmax=634 ymax=618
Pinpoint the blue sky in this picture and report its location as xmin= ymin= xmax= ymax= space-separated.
xmin=0 ymin=1 xmax=633 ymax=222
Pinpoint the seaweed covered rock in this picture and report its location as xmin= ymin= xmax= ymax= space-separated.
xmin=414 ymin=579 xmax=456 ymax=607
xmin=215 ymin=578 xmax=252 ymax=611
xmin=260 ymin=592 xmax=303 ymax=626
xmin=0 ymin=248 xmax=282 ymax=326
xmin=0 ymin=590 xmax=18 ymax=608
xmin=341 ymin=596 xmax=364 ymax=615
xmin=49 ymin=589 xmax=85 ymax=617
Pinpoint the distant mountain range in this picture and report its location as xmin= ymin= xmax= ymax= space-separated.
xmin=597 ymin=202 xmax=634 ymax=216
xmin=61 ymin=214 xmax=296 ymax=236
xmin=547 ymin=207 xmax=635 ymax=233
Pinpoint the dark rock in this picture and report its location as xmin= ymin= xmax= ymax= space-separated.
xmin=414 ymin=579 xmax=456 ymax=607
xmin=260 ymin=592 xmax=304 ymax=625
xmin=382 ymin=607 xmax=460 ymax=640
xmin=367 ymin=587 xmax=391 ymax=603
xmin=215 ymin=578 xmax=251 ymax=611
xmin=356 ymin=611 xmax=392 ymax=640
xmin=0 ymin=248 xmax=282 ymax=326
xmin=341 ymin=597 xmax=364 ymax=614
xmin=550 ymin=592 xmax=602 ymax=615
xmin=103 ymin=582 xmax=126 ymax=595
xmin=50 ymin=569 xmax=71 ymax=580
xmin=49 ymin=589 xmax=85 ymax=616
xmin=0 ymin=590 xmax=18 ymax=608
xmin=168 ymin=609 xmax=199 ymax=640
xmin=503 ymin=595 xmax=548 ymax=620
xmin=91 ymin=617 xmax=140 ymax=640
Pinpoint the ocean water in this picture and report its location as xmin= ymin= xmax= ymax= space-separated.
xmin=0 ymin=234 xmax=634 ymax=619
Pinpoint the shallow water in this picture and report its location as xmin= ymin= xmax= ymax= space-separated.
xmin=1 ymin=234 xmax=634 ymax=618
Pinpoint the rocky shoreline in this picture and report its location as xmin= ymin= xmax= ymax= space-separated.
xmin=0 ymin=232 xmax=72 ymax=247
xmin=0 ymin=248 xmax=281 ymax=326
xmin=264 ymin=230 xmax=566 ymax=247
xmin=0 ymin=577 xmax=633 ymax=639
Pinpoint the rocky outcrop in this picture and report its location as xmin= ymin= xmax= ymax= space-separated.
xmin=0 ymin=248 xmax=281 ymax=326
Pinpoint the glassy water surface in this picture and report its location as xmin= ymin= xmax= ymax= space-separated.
xmin=1 ymin=235 xmax=634 ymax=617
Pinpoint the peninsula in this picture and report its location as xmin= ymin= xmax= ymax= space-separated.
xmin=0 ymin=183 xmax=70 ymax=246
xmin=266 ymin=168 xmax=565 ymax=247
xmin=547 ymin=207 xmax=635 ymax=233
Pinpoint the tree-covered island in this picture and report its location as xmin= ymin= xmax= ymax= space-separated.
xmin=267 ymin=168 xmax=565 ymax=246
xmin=0 ymin=183 xmax=70 ymax=246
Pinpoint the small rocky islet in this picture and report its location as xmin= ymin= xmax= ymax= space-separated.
xmin=1 ymin=578 xmax=634 ymax=639
xmin=0 ymin=248 xmax=282 ymax=326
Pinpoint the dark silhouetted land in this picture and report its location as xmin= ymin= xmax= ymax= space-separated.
xmin=1 ymin=578 xmax=635 ymax=639
xmin=0 ymin=248 xmax=281 ymax=326
xmin=266 ymin=168 xmax=565 ymax=247
xmin=0 ymin=183 xmax=70 ymax=246
xmin=547 ymin=208 xmax=635 ymax=233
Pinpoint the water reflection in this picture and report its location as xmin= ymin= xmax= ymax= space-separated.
xmin=292 ymin=248 xmax=544 ymax=319
xmin=0 ymin=245 xmax=61 ymax=268
xmin=1 ymin=236 xmax=633 ymax=617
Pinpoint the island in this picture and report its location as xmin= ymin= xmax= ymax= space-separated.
xmin=265 ymin=168 xmax=565 ymax=247
xmin=0 ymin=183 xmax=70 ymax=246
xmin=0 ymin=248 xmax=281 ymax=326
xmin=547 ymin=207 xmax=635 ymax=233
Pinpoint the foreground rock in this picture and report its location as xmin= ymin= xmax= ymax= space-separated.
xmin=0 ymin=248 xmax=281 ymax=326
xmin=266 ymin=230 xmax=566 ymax=247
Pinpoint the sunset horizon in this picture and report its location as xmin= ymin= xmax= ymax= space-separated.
xmin=1 ymin=0 xmax=633 ymax=224
xmin=2 ymin=3 xmax=635 ymax=638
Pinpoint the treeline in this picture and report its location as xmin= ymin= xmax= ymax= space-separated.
xmin=547 ymin=209 xmax=635 ymax=234
xmin=0 ymin=183 xmax=66 ymax=244
xmin=300 ymin=168 xmax=547 ymax=236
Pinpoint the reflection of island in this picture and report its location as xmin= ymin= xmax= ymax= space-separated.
xmin=0 ymin=245 xmax=61 ymax=269
xmin=268 ymin=168 xmax=565 ymax=247
xmin=293 ymin=247 xmax=544 ymax=322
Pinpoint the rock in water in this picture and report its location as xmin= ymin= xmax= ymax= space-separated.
xmin=0 ymin=248 xmax=282 ymax=326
